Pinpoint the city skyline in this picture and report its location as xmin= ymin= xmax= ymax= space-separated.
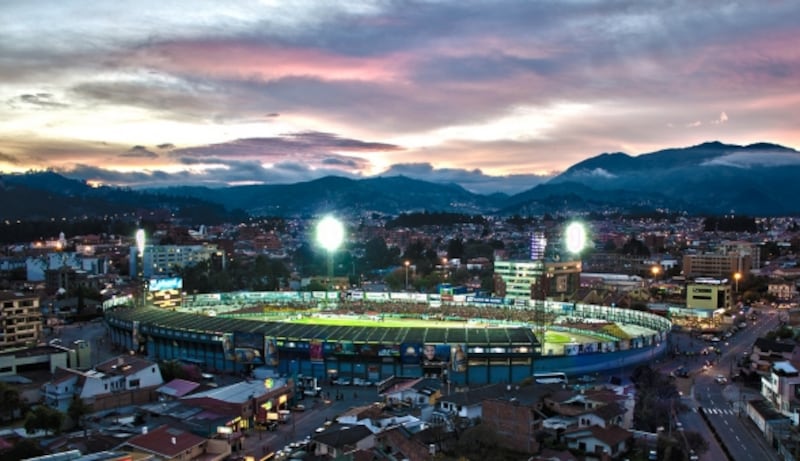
xmin=1 ymin=1 xmax=799 ymax=194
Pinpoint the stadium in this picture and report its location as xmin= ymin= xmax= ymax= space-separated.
xmin=105 ymin=290 xmax=671 ymax=387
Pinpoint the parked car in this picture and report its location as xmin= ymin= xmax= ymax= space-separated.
xmin=715 ymin=375 xmax=728 ymax=384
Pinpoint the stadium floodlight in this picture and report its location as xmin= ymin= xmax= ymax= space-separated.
xmin=316 ymin=216 xmax=345 ymax=287
xmin=316 ymin=215 xmax=344 ymax=253
xmin=135 ymin=229 xmax=146 ymax=258
xmin=565 ymin=221 xmax=587 ymax=254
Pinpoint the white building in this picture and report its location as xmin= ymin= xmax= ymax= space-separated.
xmin=761 ymin=361 xmax=800 ymax=426
xmin=43 ymin=355 xmax=163 ymax=412
xmin=130 ymin=244 xmax=223 ymax=278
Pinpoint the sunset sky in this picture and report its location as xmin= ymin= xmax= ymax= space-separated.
xmin=1 ymin=1 xmax=799 ymax=194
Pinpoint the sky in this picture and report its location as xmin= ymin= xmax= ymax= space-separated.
xmin=1 ymin=1 xmax=799 ymax=195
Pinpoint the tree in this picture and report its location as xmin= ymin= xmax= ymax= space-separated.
xmin=24 ymin=406 xmax=64 ymax=435
xmin=0 ymin=381 xmax=22 ymax=422
xmin=67 ymin=397 xmax=92 ymax=429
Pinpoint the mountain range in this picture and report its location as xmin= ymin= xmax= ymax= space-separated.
xmin=2 ymin=141 xmax=799 ymax=222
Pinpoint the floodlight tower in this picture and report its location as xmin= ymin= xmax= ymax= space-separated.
xmin=564 ymin=221 xmax=587 ymax=256
xmin=315 ymin=215 xmax=345 ymax=291
xmin=135 ymin=229 xmax=146 ymax=308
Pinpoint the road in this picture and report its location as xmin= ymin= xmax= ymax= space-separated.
xmin=689 ymin=309 xmax=782 ymax=461
xmin=240 ymin=384 xmax=381 ymax=459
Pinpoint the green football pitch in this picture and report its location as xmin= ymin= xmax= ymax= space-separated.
xmin=276 ymin=315 xmax=604 ymax=345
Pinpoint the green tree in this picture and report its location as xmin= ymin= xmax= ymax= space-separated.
xmin=24 ymin=406 xmax=64 ymax=435
xmin=67 ymin=397 xmax=92 ymax=430
xmin=0 ymin=381 xmax=22 ymax=422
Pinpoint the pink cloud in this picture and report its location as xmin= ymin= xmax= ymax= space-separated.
xmin=135 ymin=40 xmax=411 ymax=83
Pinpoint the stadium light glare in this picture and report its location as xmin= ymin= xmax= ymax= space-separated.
xmin=565 ymin=222 xmax=587 ymax=254
xmin=316 ymin=215 xmax=344 ymax=252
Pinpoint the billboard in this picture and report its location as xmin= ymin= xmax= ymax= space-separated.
xmin=222 ymin=333 xmax=235 ymax=361
xmin=264 ymin=337 xmax=279 ymax=367
xmin=421 ymin=344 xmax=451 ymax=366
xmin=234 ymin=331 xmax=263 ymax=350
xmin=131 ymin=320 xmax=140 ymax=353
xmin=401 ymin=343 xmax=421 ymax=364
xmin=148 ymin=277 xmax=183 ymax=292
xmin=451 ymin=344 xmax=467 ymax=372
xmin=309 ymin=339 xmax=324 ymax=363
xmin=334 ymin=341 xmax=356 ymax=355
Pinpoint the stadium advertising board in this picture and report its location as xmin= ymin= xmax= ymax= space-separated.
xmin=451 ymin=344 xmax=467 ymax=372
xmin=264 ymin=337 xmax=278 ymax=366
xmin=234 ymin=331 xmax=263 ymax=350
xmin=148 ymin=277 xmax=183 ymax=292
xmin=222 ymin=333 xmax=235 ymax=360
xmin=334 ymin=340 xmax=356 ymax=355
xmin=400 ymin=343 xmax=421 ymax=364
xmin=309 ymin=339 xmax=324 ymax=363
xmin=421 ymin=344 xmax=451 ymax=366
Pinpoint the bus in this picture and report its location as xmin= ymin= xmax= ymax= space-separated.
xmin=533 ymin=372 xmax=568 ymax=384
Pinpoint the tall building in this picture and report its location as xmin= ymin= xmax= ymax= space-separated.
xmin=682 ymin=252 xmax=751 ymax=279
xmin=130 ymin=244 xmax=224 ymax=278
xmin=494 ymin=259 xmax=582 ymax=304
xmin=0 ymin=291 xmax=42 ymax=349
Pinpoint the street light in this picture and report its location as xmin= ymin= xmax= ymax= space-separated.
xmin=651 ymin=265 xmax=660 ymax=284
xmin=404 ymin=261 xmax=410 ymax=291
xmin=734 ymin=272 xmax=742 ymax=293
xmin=315 ymin=215 xmax=345 ymax=290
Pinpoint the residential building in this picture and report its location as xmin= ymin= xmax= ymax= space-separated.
xmin=0 ymin=290 xmax=42 ymax=349
xmin=122 ymin=424 xmax=230 ymax=461
xmin=312 ymin=424 xmax=375 ymax=459
xmin=562 ymin=425 xmax=633 ymax=459
xmin=130 ymin=243 xmax=224 ymax=279
xmin=494 ymin=259 xmax=581 ymax=304
xmin=761 ymin=361 xmax=800 ymax=425
xmin=683 ymin=252 xmax=751 ymax=279
xmin=43 ymin=355 xmax=163 ymax=412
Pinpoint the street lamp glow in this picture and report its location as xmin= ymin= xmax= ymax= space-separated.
xmin=315 ymin=216 xmax=344 ymax=252
xmin=565 ymin=222 xmax=587 ymax=254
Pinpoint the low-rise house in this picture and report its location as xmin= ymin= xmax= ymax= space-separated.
xmin=123 ymin=424 xmax=229 ymax=461
xmin=562 ymin=425 xmax=633 ymax=459
xmin=374 ymin=425 xmax=437 ymax=461
xmin=312 ymin=424 xmax=375 ymax=459
xmin=760 ymin=361 xmax=800 ymax=426
xmin=751 ymin=338 xmax=800 ymax=374
xmin=43 ymin=355 xmax=163 ymax=411
xmin=380 ymin=377 xmax=441 ymax=408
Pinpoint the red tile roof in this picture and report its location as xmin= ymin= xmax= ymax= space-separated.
xmin=126 ymin=424 xmax=206 ymax=458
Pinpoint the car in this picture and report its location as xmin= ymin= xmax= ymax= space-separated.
xmin=577 ymin=374 xmax=597 ymax=383
xmin=337 ymin=378 xmax=351 ymax=386
xmin=676 ymin=421 xmax=684 ymax=431
xmin=291 ymin=404 xmax=306 ymax=412
xmin=648 ymin=449 xmax=658 ymax=460
xmin=715 ymin=375 xmax=728 ymax=384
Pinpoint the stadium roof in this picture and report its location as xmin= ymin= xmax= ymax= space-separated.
xmin=107 ymin=308 xmax=539 ymax=347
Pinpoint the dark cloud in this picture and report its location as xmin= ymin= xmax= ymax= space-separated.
xmin=0 ymin=152 xmax=20 ymax=164
xmin=381 ymin=163 xmax=551 ymax=195
xmin=15 ymin=93 xmax=68 ymax=108
xmin=157 ymin=143 xmax=175 ymax=150
xmin=120 ymin=145 xmax=158 ymax=158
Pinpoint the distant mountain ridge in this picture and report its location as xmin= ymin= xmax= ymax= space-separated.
xmin=3 ymin=141 xmax=800 ymax=221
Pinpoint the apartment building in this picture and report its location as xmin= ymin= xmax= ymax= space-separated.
xmin=0 ymin=290 xmax=42 ymax=349
xmin=761 ymin=361 xmax=800 ymax=426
